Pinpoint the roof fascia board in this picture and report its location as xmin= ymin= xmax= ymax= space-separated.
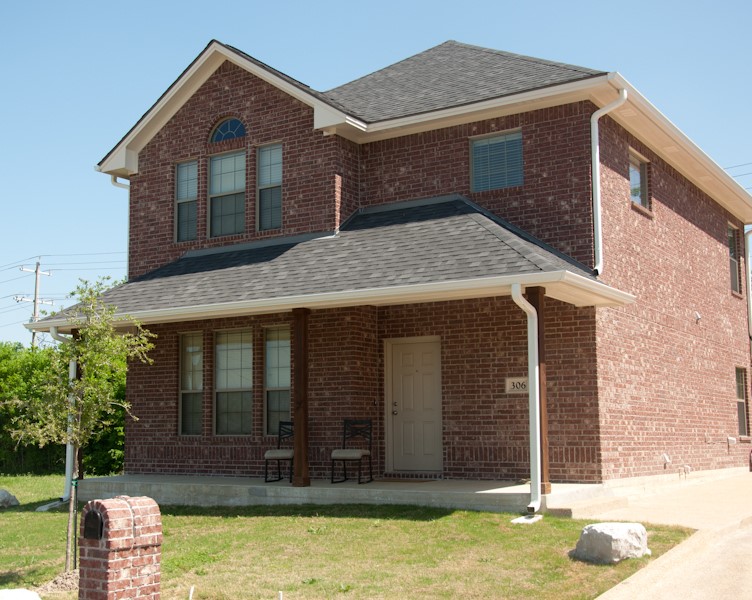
xmin=325 ymin=74 xmax=616 ymax=143
xmin=98 ymin=41 xmax=351 ymax=177
xmin=28 ymin=272 xmax=634 ymax=333
xmin=603 ymin=74 xmax=752 ymax=223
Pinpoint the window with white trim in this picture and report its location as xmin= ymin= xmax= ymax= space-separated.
xmin=265 ymin=327 xmax=290 ymax=435
xmin=215 ymin=331 xmax=253 ymax=435
xmin=737 ymin=367 xmax=748 ymax=436
xmin=470 ymin=131 xmax=523 ymax=192
xmin=179 ymin=333 xmax=203 ymax=435
xmin=209 ymin=151 xmax=246 ymax=237
xmin=729 ymin=225 xmax=741 ymax=294
xmin=211 ymin=118 xmax=246 ymax=142
xmin=176 ymin=161 xmax=198 ymax=242
xmin=257 ymin=144 xmax=282 ymax=230
xmin=629 ymin=152 xmax=650 ymax=209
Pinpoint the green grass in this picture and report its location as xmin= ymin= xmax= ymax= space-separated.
xmin=0 ymin=475 xmax=693 ymax=599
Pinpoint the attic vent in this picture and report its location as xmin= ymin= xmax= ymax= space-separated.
xmin=211 ymin=118 xmax=246 ymax=142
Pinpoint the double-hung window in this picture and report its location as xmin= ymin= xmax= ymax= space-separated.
xmin=471 ymin=131 xmax=523 ymax=192
xmin=179 ymin=333 xmax=203 ymax=435
xmin=257 ymin=144 xmax=282 ymax=230
xmin=209 ymin=151 xmax=246 ymax=237
xmin=729 ymin=225 xmax=741 ymax=294
xmin=737 ymin=368 xmax=748 ymax=436
xmin=215 ymin=331 xmax=253 ymax=435
xmin=265 ymin=327 xmax=290 ymax=435
xmin=176 ymin=161 xmax=198 ymax=242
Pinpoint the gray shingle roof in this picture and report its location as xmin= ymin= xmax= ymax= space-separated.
xmin=77 ymin=196 xmax=591 ymax=318
xmin=323 ymin=41 xmax=605 ymax=123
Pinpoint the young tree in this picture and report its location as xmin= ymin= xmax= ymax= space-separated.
xmin=4 ymin=278 xmax=155 ymax=570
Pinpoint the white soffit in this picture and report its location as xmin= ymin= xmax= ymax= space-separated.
xmin=590 ymin=74 xmax=752 ymax=223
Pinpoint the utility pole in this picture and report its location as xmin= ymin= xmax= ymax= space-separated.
xmin=15 ymin=259 xmax=53 ymax=348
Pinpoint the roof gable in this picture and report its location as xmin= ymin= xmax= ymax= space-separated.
xmin=97 ymin=40 xmax=350 ymax=178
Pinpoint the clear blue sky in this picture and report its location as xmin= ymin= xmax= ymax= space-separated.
xmin=1 ymin=0 xmax=750 ymax=346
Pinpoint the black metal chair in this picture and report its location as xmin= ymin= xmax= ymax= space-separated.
xmin=331 ymin=419 xmax=373 ymax=484
xmin=264 ymin=421 xmax=294 ymax=482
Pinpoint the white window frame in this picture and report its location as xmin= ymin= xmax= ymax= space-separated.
xmin=737 ymin=367 xmax=748 ymax=437
xmin=729 ymin=224 xmax=742 ymax=294
xmin=264 ymin=326 xmax=291 ymax=435
xmin=214 ymin=330 xmax=253 ymax=436
xmin=470 ymin=130 xmax=523 ymax=192
xmin=629 ymin=150 xmax=650 ymax=210
xmin=179 ymin=332 xmax=203 ymax=436
xmin=208 ymin=150 xmax=246 ymax=238
xmin=175 ymin=160 xmax=198 ymax=242
xmin=257 ymin=143 xmax=283 ymax=231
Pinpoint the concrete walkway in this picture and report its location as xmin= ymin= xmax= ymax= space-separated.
xmin=593 ymin=472 xmax=752 ymax=599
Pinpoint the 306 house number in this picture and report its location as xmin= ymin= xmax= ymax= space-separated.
xmin=505 ymin=377 xmax=528 ymax=393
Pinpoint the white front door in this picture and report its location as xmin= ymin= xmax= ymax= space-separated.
xmin=389 ymin=339 xmax=442 ymax=472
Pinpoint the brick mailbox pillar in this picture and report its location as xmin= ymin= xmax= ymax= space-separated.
xmin=78 ymin=496 xmax=162 ymax=600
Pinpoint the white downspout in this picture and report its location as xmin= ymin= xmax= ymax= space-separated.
xmin=746 ymin=229 xmax=752 ymax=339
xmin=110 ymin=175 xmax=130 ymax=190
xmin=50 ymin=326 xmax=76 ymax=502
xmin=511 ymin=283 xmax=541 ymax=513
xmin=591 ymin=88 xmax=628 ymax=276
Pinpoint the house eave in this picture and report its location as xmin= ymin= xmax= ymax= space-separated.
xmin=97 ymin=41 xmax=352 ymax=178
xmin=27 ymin=271 xmax=634 ymax=334
xmin=324 ymin=73 xmax=752 ymax=223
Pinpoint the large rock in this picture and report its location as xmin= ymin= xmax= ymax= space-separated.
xmin=0 ymin=490 xmax=19 ymax=508
xmin=573 ymin=522 xmax=651 ymax=564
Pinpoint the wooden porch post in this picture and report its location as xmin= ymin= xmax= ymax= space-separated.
xmin=526 ymin=287 xmax=551 ymax=495
xmin=292 ymin=308 xmax=311 ymax=487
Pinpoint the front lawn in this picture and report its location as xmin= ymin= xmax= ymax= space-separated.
xmin=0 ymin=475 xmax=692 ymax=599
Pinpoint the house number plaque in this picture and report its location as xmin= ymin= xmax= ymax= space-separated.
xmin=505 ymin=377 xmax=528 ymax=393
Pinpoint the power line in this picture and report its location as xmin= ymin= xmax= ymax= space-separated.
xmin=0 ymin=274 xmax=32 ymax=285
xmin=0 ymin=255 xmax=39 ymax=271
xmin=726 ymin=161 xmax=752 ymax=170
xmin=731 ymin=171 xmax=752 ymax=179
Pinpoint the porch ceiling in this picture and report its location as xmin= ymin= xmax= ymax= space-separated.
xmin=31 ymin=195 xmax=634 ymax=332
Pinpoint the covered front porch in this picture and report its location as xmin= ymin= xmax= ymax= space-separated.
xmin=36 ymin=195 xmax=635 ymax=505
xmin=77 ymin=473 xmax=611 ymax=514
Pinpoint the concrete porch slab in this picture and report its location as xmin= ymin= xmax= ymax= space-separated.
xmin=77 ymin=474 xmax=593 ymax=514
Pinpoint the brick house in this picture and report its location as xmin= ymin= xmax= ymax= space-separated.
xmin=38 ymin=41 xmax=752 ymax=505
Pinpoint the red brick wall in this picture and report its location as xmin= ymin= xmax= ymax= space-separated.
xmin=128 ymin=61 xmax=359 ymax=279
xmin=359 ymin=102 xmax=595 ymax=265
xmin=129 ymin=79 xmax=595 ymax=280
xmin=594 ymin=117 xmax=751 ymax=480
xmin=123 ymin=60 xmax=751 ymax=484
xmin=125 ymin=299 xmax=601 ymax=482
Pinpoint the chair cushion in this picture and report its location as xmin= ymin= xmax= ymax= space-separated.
xmin=331 ymin=449 xmax=370 ymax=460
xmin=265 ymin=449 xmax=294 ymax=460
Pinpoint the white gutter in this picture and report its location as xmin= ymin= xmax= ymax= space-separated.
xmin=591 ymin=88 xmax=628 ymax=276
xmin=28 ymin=271 xmax=636 ymax=334
xmin=746 ymin=229 xmax=752 ymax=339
xmin=511 ymin=283 xmax=541 ymax=513
xmin=50 ymin=326 xmax=76 ymax=502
